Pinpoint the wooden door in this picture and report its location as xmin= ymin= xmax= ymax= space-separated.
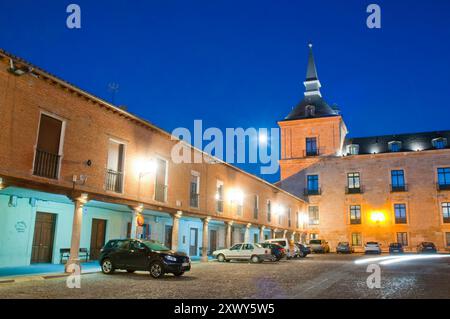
xmin=189 ymin=228 xmax=198 ymax=256
xmin=209 ymin=229 xmax=217 ymax=253
xmin=31 ymin=212 xmax=56 ymax=263
xmin=90 ymin=219 xmax=107 ymax=260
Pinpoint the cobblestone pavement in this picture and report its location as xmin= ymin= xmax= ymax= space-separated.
xmin=1 ymin=254 xmax=449 ymax=299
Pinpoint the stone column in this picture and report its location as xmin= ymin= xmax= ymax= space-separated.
xmin=171 ymin=211 xmax=182 ymax=251
xmin=244 ymin=223 xmax=251 ymax=242
xmin=225 ymin=221 xmax=233 ymax=248
xmin=66 ymin=193 xmax=88 ymax=272
xmin=259 ymin=225 xmax=265 ymax=242
xmin=283 ymin=229 xmax=288 ymax=239
xmin=130 ymin=204 xmax=144 ymax=239
xmin=290 ymin=231 xmax=296 ymax=242
xmin=201 ymin=217 xmax=210 ymax=262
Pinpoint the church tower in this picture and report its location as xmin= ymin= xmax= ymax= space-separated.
xmin=278 ymin=43 xmax=348 ymax=180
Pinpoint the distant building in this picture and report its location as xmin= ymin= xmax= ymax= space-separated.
xmin=278 ymin=44 xmax=450 ymax=252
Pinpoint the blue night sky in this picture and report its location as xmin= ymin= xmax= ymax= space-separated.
xmin=1 ymin=0 xmax=450 ymax=183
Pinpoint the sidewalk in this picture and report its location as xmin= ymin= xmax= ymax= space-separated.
xmin=0 ymin=262 xmax=100 ymax=284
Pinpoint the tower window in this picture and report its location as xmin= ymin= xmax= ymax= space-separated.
xmin=388 ymin=141 xmax=402 ymax=152
xmin=305 ymin=105 xmax=315 ymax=117
xmin=305 ymin=137 xmax=318 ymax=156
xmin=432 ymin=137 xmax=447 ymax=149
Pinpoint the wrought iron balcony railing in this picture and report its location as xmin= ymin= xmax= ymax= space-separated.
xmin=345 ymin=186 xmax=363 ymax=194
xmin=437 ymin=183 xmax=450 ymax=191
xmin=390 ymin=184 xmax=408 ymax=192
xmin=190 ymin=193 xmax=199 ymax=208
xmin=304 ymin=188 xmax=321 ymax=196
xmin=105 ymin=169 xmax=123 ymax=193
xmin=155 ymin=183 xmax=168 ymax=202
xmin=33 ymin=149 xmax=60 ymax=179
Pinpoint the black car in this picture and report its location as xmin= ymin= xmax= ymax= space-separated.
xmin=389 ymin=242 xmax=404 ymax=254
xmin=259 ymin=243 xmax=286 ymax=261
xmin=336 ymin=242 xmax=354 ymax=254
xmin=99 ymin=239 xmax=191 ymax=278
xmin=417 ymin=242 xmax=437 ymax=254
xmin=294 ymin=243 xmax=311 ymax=257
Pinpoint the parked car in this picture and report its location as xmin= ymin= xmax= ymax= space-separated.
xmin=259 ymin=243 xmax=285 ymax=261
xmin=336 ymin=242 xmax=354 ymax=254
xmin=295 ymin=243 xmax=311 ymax=257
xmin=364 ymin=242 xmax=382 ymax=254
xmin=213 ymin=243 xmax=273 ymax=263
xmin=417 ymin=242 xmax=437 ymax=254
xmin=265 ymin=238 xmax=296 ymax=259
xmin=389 ymin=243 xmax=404 ymax=254
xmin=99 ymin=239 xmax=190 ymax=278
xmin=309 ymin=239 xmax=330 ymax=253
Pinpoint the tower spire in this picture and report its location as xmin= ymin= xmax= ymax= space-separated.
xmin=304 ymin=43 xmax=322 ymax=97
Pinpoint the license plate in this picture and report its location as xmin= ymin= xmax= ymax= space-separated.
xmin=182 ymin=262 xmax=189 ymax=267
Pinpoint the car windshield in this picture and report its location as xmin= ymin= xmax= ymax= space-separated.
xmin=339 ymin=242 xmax=349 ymax=246
xmin=254 ymin=243 xmax=262 ymax=248
xmin=423 ymin=242 xmax=435 ymax=247
xmin=142 ymin=240 xmax=170 ymax=251
xmin=366 ymin=242 xmax=378 ymax=245
xmin=310 ymin=240 xmax=321 ymax=244
xmin=390 ymin=243 xmax=401 ymax=247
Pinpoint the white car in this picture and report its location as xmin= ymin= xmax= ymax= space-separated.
xmin=213 ymin=243 xmax=273 ymax=263
xmin=265 ymin=238 xmax=295 ymax=258
xmin=364 ymin=242 xmax=382 ymax=254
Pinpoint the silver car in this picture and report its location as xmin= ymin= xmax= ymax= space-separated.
xmin=364 ymin=242 xmax=382 ymax=254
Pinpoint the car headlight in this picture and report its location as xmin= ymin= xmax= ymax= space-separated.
xmin=165 ymin=255 xmax=177 ymax=262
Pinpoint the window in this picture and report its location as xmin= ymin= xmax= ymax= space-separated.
xmin=351 ymin=233 xmax=362 ymax=246
xmin=347 ymin=172 xmax=361 ymax=193
xmin=296 ymin=212 xmax=300 ymax=229
xmin=253 ymin=195 xmax=259 ymax=220
xmin=388 ymin=141 xmax=402 ymax=152
xmin=397 ymin=232 xmax=408 ymax=246
xmin=190 ymin=172 xmax=200 ymax=208
xmin=437 ymin=167 xmax=450 ymax=190
xmin=306 ymin=175 xmax=320 ymax=195
xmin=306 ymin=137 xmax=318 ymax=156
xmin=305 ymin=105 xmax=315 ymax=117
xmin=432 ymin=137 xmax=447 ymax=149
xmin=106 ymin=139 xmax=125 ymax=193
xmin=236 ymin=201 xmax=243 ymax=217
xmin=33 ymin=114 xmax=64 ymax=179
xmin=278 ymin=210 xmax=282 ymax=224
xmin=446 ymin=232 xmax=450 ymax=247
xmin=267 ymin=200 xmax=272 ymax=222
xmin=310 ymin=233 xmax=318 ymax=240
xmin=242 ymin=244 xmax=254 ymax=250
xmin=288 ymin=207 xmax=292 ymax=227
xmin=394 ymin=204 xmax=407 ymax=224
xmin=347 ymin=144 xmax=360 ymax=155
xmin=442 ymin=203 xmax=450 ymax=223
xmin=154 ymin=158 xmax=168 ymax=202
xmin=230 ymin=244 xmax=242 ymax=251
xmin=308 ymin=206 xmax=319 ymax=225
xmin=391 ymin=170 xmax=406 ymax=191
xmin=253 ymin=233 xmax=258 ymax=243
xmin=350 ymin=205 xmax=361 ymax=224
xmin=216 ymin=180 xmax=224 ymax=213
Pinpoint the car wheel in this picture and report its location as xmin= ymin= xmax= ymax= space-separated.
xmin=217 ymin=254 xmax=226 ymax=262
xmin=251 ymin=255 xmax=260 ymax=263
xmin=101 ymin=258 xmax=115 ymax=274
xmin=149 ymin=261 xmax=165 ymax=279
xmin=173 ymin=271 xmax=184 ymax=277
xmin=126 ymin=269 xmax=135 ymax=273
xmin=299 ymin=252 xmax=306 ymax=258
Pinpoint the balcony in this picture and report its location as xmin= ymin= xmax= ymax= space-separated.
xmin=390 ymin=184 xmax=408 ymax=192
xmin=155 ymin=182 xmax=168 ymax=202
xmin=105 ymin=169 xmax=123 ymax=193
xmin=395 ymin=218 xmax=407 ymax=224
xmin=437 ymin=183 xmax=450 ymax=191
xmin=190 ymin=193 xmax=199 ymax=208
xmin=303 ymin=149 xmax=320 ymax=157
xmin=304 ymin=188 xmax=321 ymax=196
xmin=350 ymin=219 xmax=361 ymax=225
xmin=345 ymin=186 xmax=363 ymax=194
xmin=33 ymin=149 xmax=61 ymax=179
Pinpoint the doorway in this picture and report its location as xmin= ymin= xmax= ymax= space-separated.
xmin=90 ymin=219 xmax=107 ymax=260
xmin=189 ymin=228 xmax=198 ymax=256
xmin=31 ymin=212 xmax=56 ymax=263
xmin=209 ymin=229 xmax=217 ymax=254
xmin=165 ymin=225 xmax=173 ymax=248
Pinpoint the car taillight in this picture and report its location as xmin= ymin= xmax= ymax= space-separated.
xmin=265 ymin=250 xmax=269 ymax=254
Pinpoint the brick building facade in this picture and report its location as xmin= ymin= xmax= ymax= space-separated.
xmin=278 ymin=44 xmax=450 ymax=252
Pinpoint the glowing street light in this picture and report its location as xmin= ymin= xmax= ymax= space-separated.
xmin=228 ymin=188 xmax=244 ymax=205
xmin=370 ymin=211 xmax=386 ymax=223
xmin=135 ymin=158 xmax=157 ymax=178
